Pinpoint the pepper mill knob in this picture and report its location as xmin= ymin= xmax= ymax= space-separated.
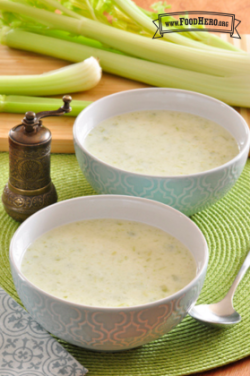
xmin=23 ymin=111 xmax=37 ymax=133
xmin=62 ymin=95 xmax=72 ymax=110
xmin=25 ymin=111 xmax=36 ymax=121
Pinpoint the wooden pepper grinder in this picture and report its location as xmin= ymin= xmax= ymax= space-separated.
xmin=2 ymin=95 xmax=72 ymax=222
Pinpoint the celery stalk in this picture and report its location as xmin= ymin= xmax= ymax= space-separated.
xmin=2 ymin=28 xmax=249 ymax=107
xmin=19 ymin=26 xmax=127 ymax=55
xmin=0 ymin=55 xmax=101 ymax=95
xmin=0 ymin=95 xmax=92 ymax=115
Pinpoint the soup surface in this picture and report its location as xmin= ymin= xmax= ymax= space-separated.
xmin=84 ymin=110 xmax=238 ymax=175
xmin=21 ymin=219 xmax=196 ymax=307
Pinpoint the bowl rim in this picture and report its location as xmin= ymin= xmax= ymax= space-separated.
xmin=10 ymin=195 xmax=209 ymax=312
xmin=73 ymin=88 xmax=250 ymax=179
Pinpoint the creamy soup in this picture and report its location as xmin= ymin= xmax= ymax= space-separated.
xmin=84 ymin=111 xmax=238 ymax=176
xmin=21 ymin=219 xmax=196 ymax=307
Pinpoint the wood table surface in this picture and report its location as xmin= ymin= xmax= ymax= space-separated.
xmin=0 ymin=0 xmax=250 ymax=374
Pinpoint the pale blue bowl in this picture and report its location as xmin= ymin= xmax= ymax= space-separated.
xmin=10 ymin=195 xmax=208 ymax=351
xmin=73 ymin=88 xmax=250 ymax=216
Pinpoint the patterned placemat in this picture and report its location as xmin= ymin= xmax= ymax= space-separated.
xmin=0 ymin=152 xmax=250 ymax=376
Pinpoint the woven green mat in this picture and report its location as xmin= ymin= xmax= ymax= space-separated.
xmin=1 ymin=152 xmax=250 ymax=376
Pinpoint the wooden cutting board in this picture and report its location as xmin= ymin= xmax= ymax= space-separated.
xmin=0 ymin=34 xmax=249 ymax=153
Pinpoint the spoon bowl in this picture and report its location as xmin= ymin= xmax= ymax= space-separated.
xmin=190 ymin=302 xmax=241 ymax=327
xmin=189 ymin=250 xmax=250 ymax=326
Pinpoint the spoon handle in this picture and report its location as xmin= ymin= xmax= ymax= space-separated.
xmin=224 ymin=250 xmax=250 ymax=302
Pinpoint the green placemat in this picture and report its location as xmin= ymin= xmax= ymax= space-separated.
xmin=1 ymin=152 xmax=250 ymax=376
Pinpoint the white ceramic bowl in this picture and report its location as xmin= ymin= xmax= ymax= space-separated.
xmin=73 ymin=88 xmax=250 ymax=216
xmin=10 ymin=195 xmax=208 ymax=351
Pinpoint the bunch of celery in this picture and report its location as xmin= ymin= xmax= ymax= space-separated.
xmin=0 ymin=0 xmax=250 ymax=107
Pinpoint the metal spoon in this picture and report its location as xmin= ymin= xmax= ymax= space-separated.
xmin=189 ymin=250 xmax=250 ymax=326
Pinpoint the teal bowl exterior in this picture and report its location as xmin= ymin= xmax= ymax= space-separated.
xmin=73 ymin=89 xmax=250 ymax=216
xmin=74 ymin=142 xmax=247 ymax=216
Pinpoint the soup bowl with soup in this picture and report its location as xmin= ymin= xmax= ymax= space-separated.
xmin=73 ymin=88 xmax=250 ymax=216
xmin=10 ymin=195 xmax=208 ymax=351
